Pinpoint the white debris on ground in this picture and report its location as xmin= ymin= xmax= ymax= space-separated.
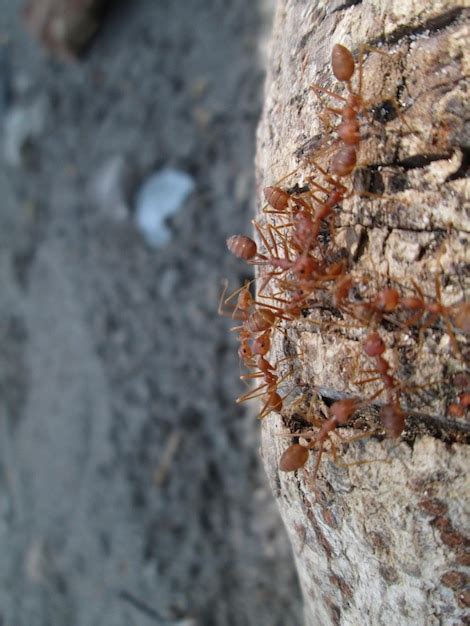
xmin=134 ymin=168 xmax=195 ymax=247
xmin=3 ymin=94 xmax=48 ymax=166
xmin=89 ymin=154 xmax=136 ymax=221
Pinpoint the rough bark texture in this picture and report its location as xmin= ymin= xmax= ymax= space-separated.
xmin=256 ymin=2 xmax=469 ymax=625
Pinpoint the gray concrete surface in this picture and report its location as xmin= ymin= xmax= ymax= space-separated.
xmin=0 ymin=1 xmax=302 ymax=625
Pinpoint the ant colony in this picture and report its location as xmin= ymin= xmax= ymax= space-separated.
xmin=221 ymin=43 xmax=469 ymax=481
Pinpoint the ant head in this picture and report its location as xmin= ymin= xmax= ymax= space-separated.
xmin=294 ymin=255 xmax=317 ymax=278
xmin=373 ymin=288 xmax=399 ymax=313
xmin=380 ymin=403 xmax=405 ymax=438
xmin=372 ymin=100 xmax=398 ymax=124
xmin=238 ymin=342 xmax=252 ymax=360
xmin=330 ymin=398 xmax=360 ymax=423
xmin=252 ymin=333 xmax=271 ymax=356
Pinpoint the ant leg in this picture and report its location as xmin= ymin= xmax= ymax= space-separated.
xmin=357 ymin=43 xmax=365 ymax=99
xmin=308 ymin=159 xmax=344 ymax=190
xmin=305 ymin=176 xmax=331 ymax=196
xmin=257 ymin=268 xmax=289 ymax=298
xmin=357 ymin=42 xmax=394 ymax=97
xmin=254 ymin=219 xmax=294 ymax=264
xmin=333 ymin=429 xmax=390 ymax=468
xmin=257 ymin=395 xmax=278 ymax=420
xmin=217 ymin=278 xmax=232 ymax=318
xmin=237 ymin=380 xmax=271 ymax=403
xmin=310 ymin=84 xmax=348 ymax=103
xmin=353 ymin=43 xmax=413 ymax=134
xmin=432 ymin=255 xmax=465 ymax=359
xmin=270 ymin=222 xmax=294 ymax=259
xmin=334 ymin=429 xmax=379 ymax=445
xmin=311 ymin=441 xmax=326 ymax=481
xmin=442 ymin=312 xmax=464 ymax=360
xmin=354 ymin=375 xmax=383 ymax=385
xmin=218 ymin=279 xmax=253 ymax=319
xmin=240 ymin=371 xmax=267 ymax=381
xmin=253 ymin=220 xmax=280 ymax=259
xmin=265 ymin=224 xmax=282 ymax=259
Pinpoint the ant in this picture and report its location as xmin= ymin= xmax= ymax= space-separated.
xmin=238 ymin=357 xmax=298 ymax=420
xmin=310 ymin=43 xmax=407 ymax=178
xmin=279 ymin=397 xmax=363 ymax=477
xmin=279 ymin=390 xmax=405 ymax=478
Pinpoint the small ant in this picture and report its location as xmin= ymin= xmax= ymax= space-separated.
xmin=279 ymin=397 xmax=363 ymax=478
xmin=310 ymin=43 xmax=406 ymax=178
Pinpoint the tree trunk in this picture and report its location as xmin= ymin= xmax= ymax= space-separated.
xmin=256 ymin=2 xmax=469 ymax=624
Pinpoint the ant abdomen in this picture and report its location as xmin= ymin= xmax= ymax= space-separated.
xmin=279 ymin=443 xmax=309 ymax=472
xmin=245 ymin=308 xmax=276 ymax=333
xmin=331 ymin=44 xmax=355 ymax=83
xmin=264 ymin=186 xmax=290 ymax=212
xmin=227 ymin=235 xmax=258 ymax=260
xmin=252 ymin=333 xmax=271 ymax=356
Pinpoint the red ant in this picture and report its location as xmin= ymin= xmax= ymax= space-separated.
xmin=237 ymin=352 xmax=298 ymax=420
xmin=279 ymin=397 xmax=363 ymax=477
xmin=243 ymin=219 xmax=325 ymax=297
xmin=310 ymin=43 xmax=405 ymax=178
xmin=361 ymin=331 xmax=401 ymax=404
xmin=379 ymin=401 xmax=406 ymax=438
xmin=309 ymin=44 xmax=367 ymax=177
xmin=218 ymin=280 xmax=293 ymax=325
xmin=279 ymin=389 xmax=406 ymax=477
xmin=350 ymin=286 xmax=401 ymax=326
xmin=263 ymin=185 xmax=312 ymax=215
xmin=399 ymin=278 xmax=469 ymax=358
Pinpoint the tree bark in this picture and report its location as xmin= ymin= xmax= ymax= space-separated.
xmin=256 ymin=2 xmax=469 ymax=624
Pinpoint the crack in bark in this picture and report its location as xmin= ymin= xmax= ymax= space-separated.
xmin=352 ymin=228 xmax=369 ymax=263
xmin=315 ymin=391 xmax=470 ymax=444
xmin=331 ymin=0 xmax=362 ymax=13
xmin=446 ymin=147 xmax=470 ymax=181
xmin=340 ymin=214 xmax=470 ymax=235
xmin=397 ymin=153 xmax=454 ymax=169
xmin=369 ymin=7 xmax=467 ymax=48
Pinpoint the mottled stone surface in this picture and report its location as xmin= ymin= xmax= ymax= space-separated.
xmin=0 ymin=1 xmax=303 ymax=625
